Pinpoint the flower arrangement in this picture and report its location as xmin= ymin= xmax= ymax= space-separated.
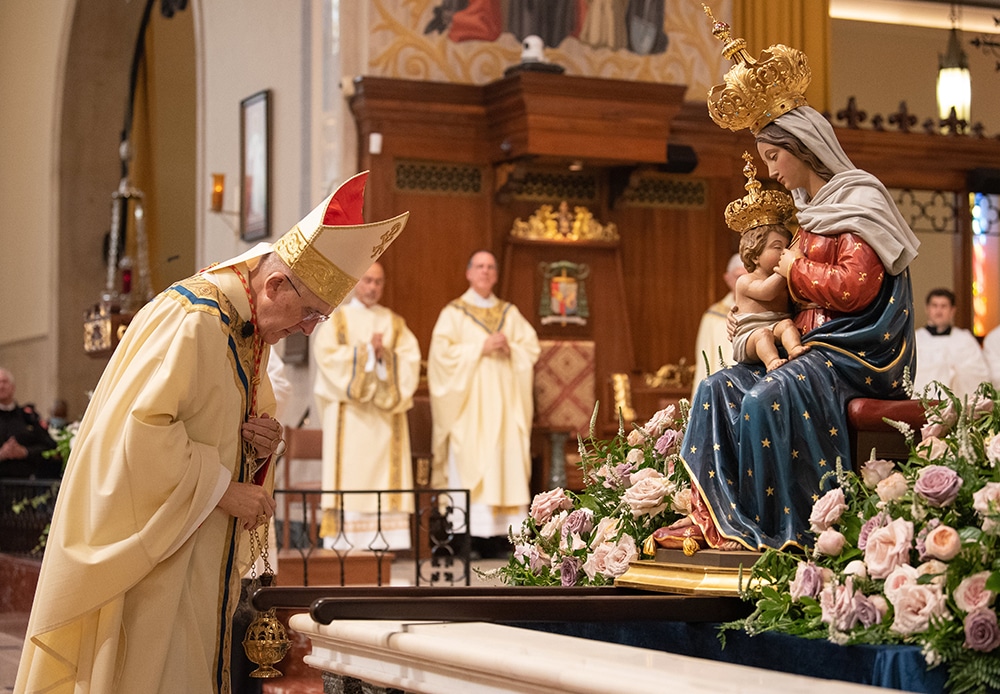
xmin=725 ymin=382 xmax=1000 ymax=694
xmin=497 ymin=402 xmax=692 ymax=586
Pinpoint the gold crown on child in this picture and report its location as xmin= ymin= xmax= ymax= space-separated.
xmin=703 ymin=5 xmax=812 ymax=134
xmin=725 ymin=152 xmax=796 ymax=234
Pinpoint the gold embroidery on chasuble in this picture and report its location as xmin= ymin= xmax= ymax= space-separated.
xmin=451 ymin=299 xmax=511 ymax=334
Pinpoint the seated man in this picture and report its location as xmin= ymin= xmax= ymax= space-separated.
xmin=0 ymin=367 xmax=60 ymax=479
xmin=912 ymin=288 xmax=990 ymax=399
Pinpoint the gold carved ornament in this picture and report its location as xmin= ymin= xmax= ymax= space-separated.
xmin=724 ymin=152 xmax=797 ymax=235
xmin=510 ymin=201 xmax=619 ymax=242
xmin=703 ymin=5 xmax=811 ymax=135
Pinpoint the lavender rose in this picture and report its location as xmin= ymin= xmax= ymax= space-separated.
xmin=864 ymin=517 xmax=914 ymax=579
xmin=809 ymin=488 xmax=847 ymax=532
xmin=890 ymin=582 xmax=948 ymax=636
xmin=530 ymin=487 xmax=573 ymax=524
xmin=860 ymin=458 xmax=895 ymax=489
xmin=858 ymin=512 xmax=888 ymax=551
xmin=654 ymin=428 xmax=682 ymax=457
xmin=562 ymin=508 xmax=594 ymax=539
xmin=964 ymin=609 xmax=1000 ymax=652
xmin=558 ymin=555 xmax=583 ymax=587
xmin=854 ymin=592 xmax=884 ymax=628
xmin=789 ymin=562 xmax=824 ymax=601
xmin=914 ymin=465 xmax=962 ymax=507
xmin=954 ymin=571 xmax=996 ymax=612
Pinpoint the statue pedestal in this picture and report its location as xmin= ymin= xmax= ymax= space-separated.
xmin=615 ymin=548 xmax=761 ymax=596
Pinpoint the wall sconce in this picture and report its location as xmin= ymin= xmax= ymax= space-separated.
xmin=937 ymin=6 xmax=971 ymax=125
xmin=211 ymin=173 xmax=225 ymax=212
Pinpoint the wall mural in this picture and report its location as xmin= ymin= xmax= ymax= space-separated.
xmin=369 ymin=0 xmax=729 ymax=96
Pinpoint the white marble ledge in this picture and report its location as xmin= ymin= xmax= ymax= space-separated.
xmin=289 ymin=614 xmax=893 ymax=694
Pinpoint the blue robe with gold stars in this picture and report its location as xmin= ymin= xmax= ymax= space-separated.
xmin=681 ymin=233 xmax=915 ymax=551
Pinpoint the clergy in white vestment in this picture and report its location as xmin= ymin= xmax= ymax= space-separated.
xmin=14 ymin=172 xmax=407 ymax=694
xmin=912 ymin=288 xmax=990 ymax=400
xmin=428 ymin=250 xmax=540 ymax=557
xmin=314 ymin=262 xmax=421 ymax=551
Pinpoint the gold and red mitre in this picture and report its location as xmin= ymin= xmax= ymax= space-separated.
xmin=703 ymin=5 xmax=811 ymax=135
xmin=272 ymin=171 xmax=409 ymax=307
xmin=725 ymin=152 xmax=796 ymax=234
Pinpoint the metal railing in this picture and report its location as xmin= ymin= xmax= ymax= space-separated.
xmin=274 ymin=487 xmax=471 ymax=587
xmin=0 ymin=478 xmax=60 ymax=556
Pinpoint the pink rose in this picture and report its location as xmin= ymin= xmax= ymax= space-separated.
xmin=954 ymin=571 xmax=996 ymax=612
xmin=602 ymin=534 xmax=638 ymax=578
xmin=582 ymin=543 xmax=613 ymax=581
xmin=883 ymin=564 xmax=919 ymax=605
xmin=889 ymin=583 xmax=948 ymax=636
xmin=923 ymin=524 xmax=961 ymax=561
xmin=530 ymin=487 xmax=574 ymax=524
xmin=815 ymin=528 xmax=846 ymax=556
xmin=987 ymin=434 xmax=1000 ymax=469
xmin=629 ymin=467 xmax=662 ymax=484
xmin=820 ymin=578 xmax=860 ymax=632
xmin=970 ymin=394 xmax=995 ymax=418
xmin=973 ymin=483 xmax=1000 ymax=534
xmin=964 ymin=609 xmax=1000 ymax=652
xmin=914 ymin=465 xmax=962 ymax=507
xmin=624 ymin=475 xmax=671 ymax=518
xmin=916 ymin=436 xmax=948 ymax=462
xmin=789 ymin=562 xmax=824 ymax=601
xmin=921 ymin=402 xmax=958 ymax=440
xmin=589 ymin=516 xmax=620 ymax=549
xmin=860 ymin=458 xmax=895 ymax=489
xmin=528 ymin=545 xmax=550 ymax=573
xmin=671 ymin=488 xmax=693 ymax=515
xmin=643 ymin=406 xmax=675 ymax=438
xmin=626 ymin=428 xmax=646 ymax=447
xmin=844 ymin=560 xmax=868 ymax=579
xmin=539 ymin=511 xmax=568 ymax=541
xmin=809 ymin=488 xmax=848 ymax=533
xmin=863 ymin=517 xmax=914 ymax=579
xmin=876 ymin=472 xmax=909 ymax=505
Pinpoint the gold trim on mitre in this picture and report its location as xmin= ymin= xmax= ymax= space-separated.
xmin=725 ymin=152 xmax=796 ymax=234
xmin=703 ymin=5 xmax=811 ymax=135
xmin=273 ymin=213 xmax=409 ymax=308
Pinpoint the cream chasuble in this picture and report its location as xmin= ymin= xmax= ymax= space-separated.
xmin=428 ymin=289 xmax=540 ymax=537
xmin=313 ymin=299 xmax=421 ymax=549
xmin=16 ymin=266 xmax=276 ymax=694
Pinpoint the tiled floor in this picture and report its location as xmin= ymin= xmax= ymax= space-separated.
xmin=0 ymin=558 xmax=507 ymax=692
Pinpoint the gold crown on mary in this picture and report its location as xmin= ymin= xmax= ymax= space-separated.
xmin=703 ymin=5 xmax=811 ymax=134
xmin=725 ymin=152 xmax=796 ymax=234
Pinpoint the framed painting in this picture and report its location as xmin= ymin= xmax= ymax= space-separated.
xmin=240 ymin=89 xmax=271 ymax=241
